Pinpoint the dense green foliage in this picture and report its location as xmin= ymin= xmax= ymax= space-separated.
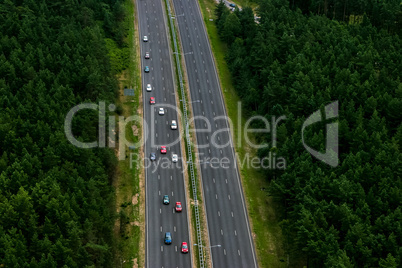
xmin=0 ymin=0 xmax=126 ymax=266
xmin=216 ymin=0 xmax=401 ymax=266
xmin=290 ymin=0 xmax=401 ymax=33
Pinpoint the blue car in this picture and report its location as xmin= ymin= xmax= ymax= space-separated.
xmin=164 ymin=232 xmax=172 ymax=244
xmin=229 ymin=3 xmax=236 ymax=7
xmin=163 ymin=195 xmax=170 ymax=205
xmin=144 ymin=66 xmax=150 ymax=73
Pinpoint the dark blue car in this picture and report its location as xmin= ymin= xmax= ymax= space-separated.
xmin=164 ymin=232 xmax=172 ymax=244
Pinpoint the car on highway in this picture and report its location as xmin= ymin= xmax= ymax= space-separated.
xmin=163 ymin=195 xmax=169 ymax=204
xmin=164 ymin=232 xmax=172 ymax=245
xmin=175 ymin=202 xmax=182 ymax=212
xmin=143 ymin=35 xmax=148 ymax=42
xmin=160 ymin=146 xmax=167 ymax=154
xmin=146 ymin=84 xmax=152 ymax=91
xmin=172 ymin=154 xmax=178 ymax=163
xmin=150 ymin=153 xmax=156 ymax=161
xmin=171 ymin=120 xmax=177 ymax=130
xmin=149 ymin=97 xmax=155 ymax=104
xmin=145 ymin=52 xmax=150 ymax=59
xmin=144 ymin=66 xmax=149 ymax=73
xmin=229 ymin=3 xmax=236 ymax=7
xmin=181 ymin=242 xmax=188 ymax=253
xmin=158 ymin=108 xmax=165 ymax=115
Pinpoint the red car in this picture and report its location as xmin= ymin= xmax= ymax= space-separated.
xmin=175 ymin=202 xmax=182 ymax=212
xmin=160 ymin=146 xmax=167 ymax=154
xmin=181 ymin=242 xmax=188 ymax=253
xmin=149 ymin=97 xmax=155 ymax=104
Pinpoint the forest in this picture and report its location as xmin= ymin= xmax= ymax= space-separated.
xmin=0 ymin=0 xmax=126 ymax=266
xmin=215 ymin=0 xmax=401 ymax=266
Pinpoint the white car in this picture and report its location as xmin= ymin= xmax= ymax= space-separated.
xmin=143 ymin=35 xmax=148 ymax=42
xmin=146 ymin=84 xmax=152 ymax=91
xmin=171 ymin=120 xmax=177 ymax=130
xmin=159 ymin=108 xmax=165 ymax=115
xmin=172 ymin=154 xmax=178 ymax=163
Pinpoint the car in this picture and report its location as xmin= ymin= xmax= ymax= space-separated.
xmin=143 ymin=35 xmax=148 ymax=42
xmin=175 ymin=202 xmax=182 ymax=212
xmin=150 ymin=153 xmax=156 ymax=161
xmin=181 ymin=242 xmax=188 ymax=253
xmin=163 ymin=195 xmax=169 ymax=205
xmin=145 ymin=52 xmax=150 ymax=59
xmin=229 ymin=3 xmax=236 ymax=7
xmin=164 ymin=232 xmax=172 ymax=244
xmin=172 ymin=154 xmax=178 ymax=163
xmin=171 ymin=120 xmax=177 ymax=130
xmin=149 ymin=97 xmax=155 ymax=104
xmin=160 ymin=146 xmax=167 ymax=154
xmin=146 ymin=84 xmax=152 ymax=91
xmin=144 ymin=66 xmax=149 ymax=73
xmin=158 ymin=108 xmax=165 ymax=115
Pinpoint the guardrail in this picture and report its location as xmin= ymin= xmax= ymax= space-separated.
xmin=166 ymin=1 xmax=205 ymax=267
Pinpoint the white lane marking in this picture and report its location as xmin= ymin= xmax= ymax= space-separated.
xmin=175 ymin=246 xmax=178 ymax=252
xmin=174 ymin=226 xmax=176 ymax=232
xmin=160 ymin=208 xmax=161 ymax=214
xmin=215 ymin=194 xmax=218 ymax=199
xmin=224 ymin=249 xmax=226 ymax=255
xmin=167 ymin=133 xmax=169 ymax=138
xmin=170 ymin=175 xmax=172 ymax=181
xmin=206 ymin=135 xmax=209 ymax=140
xmin=156 ymin=133 xmax=158 ymax=138
xmin=221 ymin=229 xmax=223 ymax=235
xmin=220 ymin=149 xmax=223 ymax=154
xmin=226 ymin=179 xmax=228 ymax=184
xmin=158 ymin=174 xmax=160 ymax=180
xmin=238 ymin=250 xmax=241 ymax=256
xmin=172 ymin=191 xmax=174 ymax=196
xmin=215 ymin=123 xmax=218 ymax=128
xmin=160 ymin=226 xmax=162 ymax=232
xmin=161 ymin=246 xmax=163 ymax=252
xmin=235 ymin=230 xmax=237 ymax=236
xmin=208 ymin=149 xmax=211 ymax=153
xmin=211 ymin=100 xmax=213 ymax=104
xmin=213 ymin=178 xmax=215 ymax=183
xmin=231 ymin=212 xmax=234 ymax=217
xmin=218 ymin=211 xmax=220 ymax=217
xmin=228 ymin=195 xmax=231 ymax=200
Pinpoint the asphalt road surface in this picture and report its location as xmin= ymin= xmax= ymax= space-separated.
xmin=136 ymin=0 xmax=192 ymax=267
xmin=171 ymin=0 xmax=258 ymax=267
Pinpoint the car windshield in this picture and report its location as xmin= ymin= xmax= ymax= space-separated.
xmin=183 ymin=244 xmax=187 ymax=249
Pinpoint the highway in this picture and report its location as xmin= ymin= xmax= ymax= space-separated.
xmin=170 ymin=0 xmax=258 ymax=267
xmin=136 ymin=0 xmax=192 ymax=267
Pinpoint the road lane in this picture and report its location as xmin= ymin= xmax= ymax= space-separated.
xmin=136 ymin=0 xmax=192 ymax=267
